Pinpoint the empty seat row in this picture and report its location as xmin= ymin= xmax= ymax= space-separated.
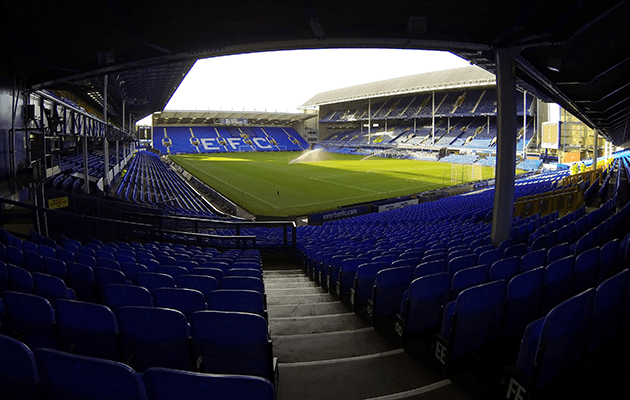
xmin=0 ymin=334 xmax=275 ymax=400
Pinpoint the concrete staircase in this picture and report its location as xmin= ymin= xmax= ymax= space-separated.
xmin=264 ymin=267 xmax=465 ymax=400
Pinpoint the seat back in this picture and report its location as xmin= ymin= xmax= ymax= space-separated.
xmin=191 ymin=310 xmax=271 ymax=380
xmin=156 ymin=266 xmax=188 ymax=281
xmin=177 ymin=275 xmax=219 ymax=302
xmin=403 ymin=272 xmax=451 ymax=334
xmin=520 ymin=248 xmax=547 ymax=273
xmin=7 ymin=264 xmax=33 ymax=293
xmin=35 ymin=348 xmax=147 ymax=400
xmin=117 ymin=306 xmax=192 ymax=372
xmin=55 ymin=299 xmax=121 ymax=361
xmin=502 ymin=267 xmax=545 ymax=339
xmin=451 ymin=264 xmax=490 ymax=298
xmin=541 ymin=256 xmax=575 ymax=314
xmin=208 ymin=289 xmax=265 ymax=317
xmin=137 ymin=272 xmax=176 ymax=295
xmin=143 ymin=367 xmax=275 ymax=400
xmin=103 ymin=284 xmax=153 ymax=311
xmin=371 ymin=266 xmax=414 ymax=317
xmin=2 ymin=291 xmax=58 ymax=350
xmin=153 ymin=287 xmax=207 ymax=319
xmin=489 ymin=256 xmax=520 ymax=282
xmin=0 ymin=333 xmax=39 ymax=399
xmin=220 ymin=276 xmax=264 ymax=294
xmin=65 ymin=261 xmax=96 ymax=302
xmin=33 ymin=272 xmax=75 ymax=302
xmin=414 ymin=259 xmax=447 ymax=279
xmin=573 ymin=247 xmax=600 ymax=293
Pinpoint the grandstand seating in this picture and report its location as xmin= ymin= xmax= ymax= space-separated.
xmin=152 ymin=126 xmax=308 ymax=154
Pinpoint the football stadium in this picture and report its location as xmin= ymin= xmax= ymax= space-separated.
xmin=1 ymin=2 xmax=629 ymax=400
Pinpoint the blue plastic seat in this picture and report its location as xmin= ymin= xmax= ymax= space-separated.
xmin=190 ymin=267 xmax=224 ymax=281
xmin=6 ymin=245 xmax=24 ymax=267
xmin=220 ymin=276 xmax=264 ymax=294
xmin=336 ymin=257 xmax=370 ymax=301
xmin=156 ymin=265 xmax=189 ymax=281
xmin=55 ymin=299 xmax=121 ymax=361
xmin=0 ymin=333 xmax=40 ymax=399
xmin=201 ymin=261 xmax=231 ymax=272
xmin=143 ymin=367 xmax=275 ymax=400
xmin=33 ymin=272 xmax=76 ymax=303
xmin=439 ymin=280 xmax=506 ymax=360
xmin=65 ymin=261 xmax=96 ymax=302
xmin=224 ymin=268 xmax=263 ymax=279
xmin=587 ymin=269 xmax=630 ymax=357
xmin=43 ymin=256 xmax=66 ymax=279
xmin=547 ymin=242 xmax=569 ymax=264
xmin=489 ymin=256 xmax=520 ymax=281
xmin=451 ymin=264 xmax=490 ymax=298
xmin=478 ymin=248 xmax=501 ymax=266
xmin=7 ymin=264 xmax=33 ymax=293
xmin=447 ymin=254 xmax=478 ymax=275
xmin=35 ymin=348 xmax=146 ymax=400
xmin=74 ymin=253 xmax=96 ymax=269
xmin=117 ymin=306 xmax=193 ymax=372
xmin=501 ymin=267 xmax=545 ymax=340
xmin=153 ymin=287 xmax=207 ymax=319
xmin=598 ymin=239 xmax=620 ymax=284
xmin=38 ymin=244 xmax=56 ymax=259
xmin=394 ymin=272 xmax=450 ymax=342
xmin=177 ymin=274 xmax=219 ymax=302
xmin=573 ymin=246 xmax=600 ymax=293
xmin=94 ymin=267 xmax=128 ymax=301
xmin=519 ymin=248 xmax=547 ymax=273
xmin=513 ymin=289 xmax=595 ymax=391
xmin=414 ymin=259 xmax=447 ymax=279
xmin=103 ymin=284 xmax=153 ymax=311
xmin=137 ymin=272 xmax=176 ymax=295
xmin=98 ymin=258 xmax=121 ymax=271
xmin=350 ymin=261 xmax=388 ymax=313
xmin=23 ymin=250 xmax=45 ymax=273
xmin=208 ymin=289 xmax=266 ymax=318
xmin=55 ymin=248 xmax=74 ymax=264
xmin=504 ymin=243 xmax=527 ymax=258
xmin=2 ymin=291 xmax=58 ymax=350
xmin=0 ymin=261 xmax=7 ymax=293
xmin=327 ymin=255 xmax=350 ymax=293
xmin=191 ymin=310 xmax=275 ymax=381
xmin=367 ymin=266 xmax=414 ymax=324
xmin=121 ymin=263 xmax=149 ymax=285
xmin=541 ymin=256 xmax=575 ymax=314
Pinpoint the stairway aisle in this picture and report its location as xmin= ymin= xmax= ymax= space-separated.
xmin=264 ymin=267 xmax=473 ymax=400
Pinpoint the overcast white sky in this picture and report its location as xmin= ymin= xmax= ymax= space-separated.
xmin=137 ymin=48 xmax=470 ymax=125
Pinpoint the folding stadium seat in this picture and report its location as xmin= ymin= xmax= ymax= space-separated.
xmin=208 ymin=289 xmax=266 ymax=318
xmin=447 ymin=248 xmax=471 ymax=263
xmin=573 ymin=247 xmax=600 ymax=293
xmin=336 ymin=257 xmax=370 ymax=302
xmin=117 ymin=306 xmax=193 ymax=372
xmin=366 ymin=266 xmax=414 ymax=328
xmin=157 ymin=265 xmax=189 ymax=281
xmin=94 ymin=267 xmax=128 ymax=301
xmin=33 ymin=272 xmax=76 ymax=303
xmin=121 ymin=263 xmax=149 ymax=285
xmin=326 ymin=254 xmax=350 ymax=294
xmin=422 ymin=252 xmax=447 ymax=264
xmin=221 ymin=276 xmax=264 ymax=294
xmin=191 ymin=310 xmax=276 ymax=382
xmin=2 ymin=291 xmax=58 ymax=350
xmin=65 ymin=261 xmax=96 ymax=302
xmin=519 ymin=248 xmax=547 ymax=273
xmin=157 ymin=255 xmax=177 ymax=266
xmin=394 ymin=272 xmax=451 ymax=345
xmin=35 ymin=348 xmax=146 ymax=400
xmin=0 ymin=333 xmax=40 ymax=400
xmin=143 ymin=367 xmax=275 ymax=400
xmin=504 ymin=243 xmax=527 ymax=258
xmin=177 ymin=274 xmax=219 ymax=302
xmin=414 ymin=259 xmax=447 ymax=279
xmin=350 ymin=261 xmax=389 ymax=314
xmin=509 ymin=289 xmax=595 ymax=393
xmin=541 ymin=255 xmax=575 ymax=315
xmin=450 ymin=264 xmax=490 ymax=299
xmin=489 ymin=256 xmax=520 ymax=281
xmin=587 ymin=269 xmax=630 ymax=357
xmin=224 ymin=268 xmax=263 ymax=279
xmin=447 ymin=254 xmax=478 ymax=275
xmin=7 ymin=264 xmax=34 ymax=293
xmin=0 ymin=261 xmax=7 ymax=293
xmin=436 ymin=280 xmax=506 ymax=372
xmin=55 ymin=248 xmax=74 ymax=264
xmin=55 ymin=299 xmax=121 ymax=361
xmin=176 ymin=260 xmax=200 ymax=272
xmin=190 ymin=267 xmax=224 ymax=281
xmin=74 ymin=253 xmax=96 ymax=269
xmin=23 ymin=250 xmax=45 ymax=273
xmin=547 ymin=242 xmax=570 ymax=264
xmin=6 ymin=245 xmax=24 ymax=267
xmin=103 ymin=284 xmax=153 ymax=311
xmin=598 ymin=239 xmax=620 ymax=284
xmin=137 ymin=272 xmax=176 ymax=295
xmin=98 ymin=256 xmax=121 ymax=271
xmin=43 ymin=257 xmax=66 ymax=279
xmin=23 ymin=241 xmax=38 ymax=254
xmin=501 ymin=267 xmax=545 ymax=341
xmin=153 ymin=287 xmax=207 ymax=319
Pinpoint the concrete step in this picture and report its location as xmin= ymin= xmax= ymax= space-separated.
xmin=270 ymin=312 xmax=369 ymax=336
xmin=268 ymin=301 xmax=349 ymax=318
xmin=267 ymin=293 xmax=337 ymax=306
xmin=266 ymin=286 xmax=326 ymax=296
xmin=265 ymin=280 xmax=318 ymax=289
xmin=273 ymin=327 xmax=398 ymax=363
xmin=276 ymin=349 xmax=445 ymax=400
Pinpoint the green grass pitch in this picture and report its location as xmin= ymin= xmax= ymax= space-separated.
xmin=169 ymin=152 xmax=492 ymax=217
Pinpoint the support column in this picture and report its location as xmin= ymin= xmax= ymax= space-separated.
xmin=431 ymin=91 xmax=435 ymax=146
xmin=368 ymin=98 xmax=371 ymax=144
xmin=82 ymin=137 xmax=90 ymax=194
xmin=491 ymin=48 xmax=518 ymax=247
xmin=593 ymin=129 xmax=598 ymax=170
xmin=103 ymin=75 xmax=111 ymax=194
xmin=523 ymin=91 xmax=527 ymax=158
